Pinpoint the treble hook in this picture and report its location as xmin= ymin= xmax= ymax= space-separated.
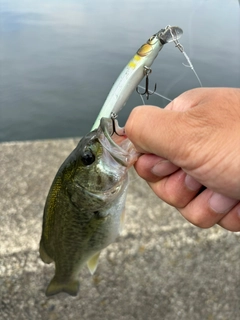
xmin=136 ymin=66 xmax=157 ymax=100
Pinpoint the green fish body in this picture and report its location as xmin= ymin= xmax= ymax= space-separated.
xmin=39 ymin=120 xmax=138 ymax=296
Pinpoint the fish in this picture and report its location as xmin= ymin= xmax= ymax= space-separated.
xmin=39 ymin=26 xmax=184 ymax=296
xmin=39 ymin=117 xmax=139 ymax=296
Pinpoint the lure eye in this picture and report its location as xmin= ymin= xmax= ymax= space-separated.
xmin=148 ymin=35 xmax=157 ymax=43
xmin=81 ymin=150 xmax=95 ymax=166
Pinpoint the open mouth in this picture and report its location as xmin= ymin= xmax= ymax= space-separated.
xmin=98 ymin=116 xmax=130 ymax=167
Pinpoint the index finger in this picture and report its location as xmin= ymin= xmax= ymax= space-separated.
xmin=124 ymin=105 xmax=188 ymax=161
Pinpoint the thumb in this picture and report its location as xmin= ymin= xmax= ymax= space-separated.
xmin=125 ymin=105 xmax=193 ymax=165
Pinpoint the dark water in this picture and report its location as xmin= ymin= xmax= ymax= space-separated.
xmin=0 ymin=0 xmax=239 ymax=142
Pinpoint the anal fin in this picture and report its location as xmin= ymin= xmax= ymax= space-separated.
xmin=87 ymin=252 xmax=101 ymax=275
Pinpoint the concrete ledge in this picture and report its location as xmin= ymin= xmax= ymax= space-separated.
xmin=1 ymin=139 xmax=239 ymax=320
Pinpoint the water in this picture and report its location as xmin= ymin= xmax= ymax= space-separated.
xmin=0 ymin=0 xmax=239 ymax=142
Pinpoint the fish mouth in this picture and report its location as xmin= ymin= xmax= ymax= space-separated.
xmin=98 ymin=117 xmax=139 ymax=167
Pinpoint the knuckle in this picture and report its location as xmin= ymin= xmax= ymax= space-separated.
xmin=158 ymin=185 xmax=191 ymax=209
xmin=179 ymin=207 xmax=216 ymax=229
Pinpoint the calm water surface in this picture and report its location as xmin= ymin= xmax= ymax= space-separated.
xmin=0 ymin=0 xmax=239 ymax=141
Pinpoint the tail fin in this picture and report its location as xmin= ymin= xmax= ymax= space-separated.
xmin=45 ymin=276 xmax=80 ymax=297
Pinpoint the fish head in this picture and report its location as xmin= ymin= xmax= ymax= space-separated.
xmin=71 ymin=117 xmax=139 ymax=196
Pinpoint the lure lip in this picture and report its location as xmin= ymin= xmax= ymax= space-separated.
xmin=158 ymin=26 xmax=183 ymax=44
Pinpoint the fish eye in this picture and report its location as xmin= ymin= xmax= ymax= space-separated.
xmin=81 ymin=150 xmax=95 ymax=166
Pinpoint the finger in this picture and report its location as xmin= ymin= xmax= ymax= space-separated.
xmin=178 ymin=189 xmax=239 ymax=229
xmin=144 ymin=167 xmax=240 ymax=229
xmin=125 ymin=105 xmax=185 ymax=158
xmin=147 ymin=169 xmax=203 ymax=209
xmin=125 ymin=105 xmax=209 ymax=166
xmin=125 ymin=88 xmax=208 ymax=155
xmin=218 ymin=203 xmax=240 ymax=231
xmin=134 ymin=154 xmax=179 ymax=183
xmin=125 ymin=88 xmax=240 ymax=170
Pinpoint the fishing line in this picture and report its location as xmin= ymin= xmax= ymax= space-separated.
xmin=169 ymin=26 xmax=203 ymax=87
xmin=138 ymin=85 xmax=172 ymax=103
xmin=181 ymin=51 xmax=203 ymax=87
xmin=139 ymin=93 xmax=145 ymax=105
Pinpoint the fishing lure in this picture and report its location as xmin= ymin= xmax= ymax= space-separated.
xmin=91 ymin=25 xmax=183 ymax=130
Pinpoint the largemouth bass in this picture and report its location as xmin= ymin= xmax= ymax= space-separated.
xmin=39 ymin=117 xmax=139 ymax=296
xmin=40 ymin=26 xmax=184 ymax=297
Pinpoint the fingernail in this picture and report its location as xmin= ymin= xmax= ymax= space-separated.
xmin=185 ymin=174 xmax=202 ymax=191
xmin=151 ymin=160 xmax=178 ymax=177
xmin=209 ymin=192 xmax=239 ymax=214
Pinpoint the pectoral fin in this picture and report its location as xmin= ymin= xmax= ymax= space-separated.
xmin=87 ymin=252 xmax=101 ymax=275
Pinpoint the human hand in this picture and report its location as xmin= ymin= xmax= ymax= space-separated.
xmin=125 ymin=88 xmax=240 ymax=231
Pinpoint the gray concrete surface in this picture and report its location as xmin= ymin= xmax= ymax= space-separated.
xmin=0 ymin=139 xmax=239 ymax=320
